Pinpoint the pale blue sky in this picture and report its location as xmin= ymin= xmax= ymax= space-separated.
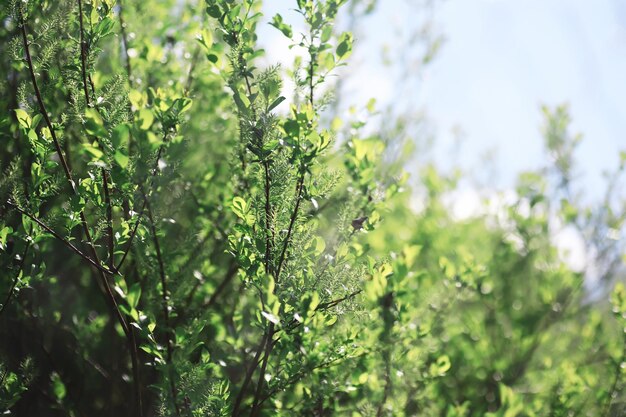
xmin=261 ymin=0 xmax=626 ymax=195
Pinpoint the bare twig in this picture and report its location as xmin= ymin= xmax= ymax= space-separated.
xmin=142 ymin=187 xmax=181 ymax=417
xmin=103 ymin=171 xmax=115 ymax=269
xmin=116 ymin=144 xmax=166 ymax=271
xmin=117 ymin=0 xmax=133 ymax=82
xmin=5 ymin=202 xmax=113 ymax=276
xmin=602 ymin=330 xmax=626 ymax=416
xmin=0 ymin=241 xmax=30 ymax=316
xmin=275 ymin=174 xmax=305 ymax=281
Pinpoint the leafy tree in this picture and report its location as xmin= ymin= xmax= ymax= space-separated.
xmin=0 ymin=1 xmax=624 ymax=416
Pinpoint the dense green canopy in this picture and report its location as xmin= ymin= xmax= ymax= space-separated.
xmin=0 ymin=1 xmax=624 ymax=416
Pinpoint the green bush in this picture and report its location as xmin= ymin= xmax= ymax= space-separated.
xmin=0 ymin=1 xmax=624 ymax=416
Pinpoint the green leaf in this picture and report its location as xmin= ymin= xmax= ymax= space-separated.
xmin=84 ymin=108 xmax=108 ymax=137
xmin=336 ymin=32 xmax=353 ymax=58
xmin=114 ymin=151 xmax=130 ymax=168
xmin=430 ymin=355 xmax=451 ymax=377
xmin=313 ymin=236 xmax=325 ymax=256
xmin=31 ymin=114 xmax=43 ymax=130
xmin=127 ymin=282 xmax=142 ymax=310
xmin=232 ymin=197 xmax=248 ymax=219
xmin=14 ymin=109 xmax=31 ymax=129
xmin=0 ymin=226 xmax=12 ymax=251
xmin=283 ymin=119 xmax=299 ymax=138
xmin=267 ymin=96 xmax=286 ymax=112
xmin=111 ymin=124 xmax=130 ymax=148
xmin=270 ymin=14 xmax=293 ymax=38
xmin=137 ymin=109 xmax=154 ymax=130
xmin=206 ymin=5 xmax=221 ymax=18
xmin=321 ymin=26 xmax=332 ymax=43
xmin=82 ymin=143 xmax=104 ymax=161
xmin=261 ymin=311 xmax=280 ymax=325
xmin=51 ymin=372 xmax=66 ymax=400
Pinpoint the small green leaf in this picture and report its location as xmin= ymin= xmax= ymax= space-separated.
xmin=0 ymin=226 xmax=12 ymax=251
xmin=261 ymin=311 xmax=280 ymax=325
xmin=137 ymin=109 xmax=154 ymax=130
xmin=85 ymin=108 xmax=108 ymax=137
xmin=232 ymin=197 xmax=248 ymax=219
xmin=336 ymin=32 xmax=353 ymax=58
xmin=267 ymin=96 xmax=286 ymax=112
xmin=51 ymin=372 xmax=66 ymax=400
xmin=82 ymin=143 xmax=104 ymax=160
xmin=112 ymin=124 xmax=130 ymax=148
xmin=14 ymin=109 xmax=31 ymax=129
xmin=114 ymin=151 xmax=130 ymax=168
xmin=127 ymin=282 xmax=141 ymax=310
xmin=270 ymin=14 xmax=293 ymax=38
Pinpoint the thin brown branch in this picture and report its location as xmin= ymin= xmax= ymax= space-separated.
xmin=142 ymin=187 xmax=181 ymax=417
xmin=0 ymin=241 xmax=30 ymax=317
xmin=77 ymin=0 xmax=91 ymax=104
xmin=257 ymin=353 xmax=355 ymax=407
xmin=103 ymin=171 xmax=115 ymax=269
xmin=116 ymin=144 xmax=166 ymax=271
xmin=20 ymin=3 xmax=144 ymax=413
xmin=602 ymin=330 xmax=626 ymax=416
xmin=5 ymin=202 xmax=113 ymax=276
xmin=250 ymin=325 xmax=275 ymax=417
xmin=275 ymin=173 xmax=305 ymax=281
xmin=231 ymin=333 xmax=269 ymax=417
xmin=184 ymin=47 xmax=200 ymax=94
xmin=201 ymin=261 xmax=238 ymax=310
xmin=19 ymin=10 xmax=74 ymax=191
xmin=263 ymin=160 xmax=273 ymax=276
xmin=117 ymin=0 xmax=133 ymax=82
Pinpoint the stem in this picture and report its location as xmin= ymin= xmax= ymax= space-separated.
xmin=117 ymin=0 xmax=133 ymax=82
xmin=602 ymin=330 xmax=626 ymax=416
xmin=201 ymin=262 xmax=238 ymax=310
xmin=19 ymin=11 xmax=74 ymax=191
xmin=77 ymin=0 xmax=116 ymax=273
xmin=231 ymin=160 xmax=273 ymax=416
xmin=184 ymin=47 xmax=200 ymax=94
xmin=5 ymin=202 xmax=113 ymax=276
xmin=103 ymin=171 xmax=115 ymax=269
xmin=249 ymin=325 xmax=275 ymax=417
xmin=263 ymin=161 xmax=273 ymax=276
xmin=21 ymin=8 xmax=142 ymax=415
xmin=77 ymin=0 xmax=91 ymax=105
xmin=143 ymin=188 xmax=181 ymax=417
xmin=308 ymin=48 xmax=315 ymax=106
xmin=0 ymin=241 xmax=30 ymax=317
xmin=231 ymin=334 xmax=268 ymax=417
xmin=275 ymin=174 xmax=305 ymax=280
xmin=116 ymin=144 xmax=166 ymax=271
xmin=375 ymin=358 xmax=391 ymax=417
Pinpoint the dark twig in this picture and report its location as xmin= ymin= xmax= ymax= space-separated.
xmin=21 ymin=8 xmax=117 ymax=293
xmin=231 ymin=334 xmax=268 ymax=417
xmin=116 ymin=144 xmax=165 ymax=271
xmin=602 ymin=330 xmax=626 ymax=416
xmin=263 ymin=160 xmax=273 ymax=276
xmin=103 ymin=171 xmax=115 ymax=269
xmin=5 ymin=202 xmax=113 ymax=276
xmin=142 ymin=187 xmax=181 ymax=417
xmin=0 ymin=241 xmax=30 ymax=316
xmin=77 ymin=0 xmax=91 ymax=104
xmin=117 ymin=0 xmax=133 ymax=82
xmin=19 ymin=11 xmax=74 ymax=190
xmin=275 ymin=173 xmax=305 ymax=281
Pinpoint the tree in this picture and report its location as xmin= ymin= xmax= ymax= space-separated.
xmin=0 ymin=1 xmax=624 ymax=416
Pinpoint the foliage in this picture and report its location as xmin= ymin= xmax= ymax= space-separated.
xmin=0 ymin=1 xmax=624 ymax=416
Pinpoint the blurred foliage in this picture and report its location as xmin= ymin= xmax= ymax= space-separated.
xmin=0 ymin=0 xmax=625 ymax=416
